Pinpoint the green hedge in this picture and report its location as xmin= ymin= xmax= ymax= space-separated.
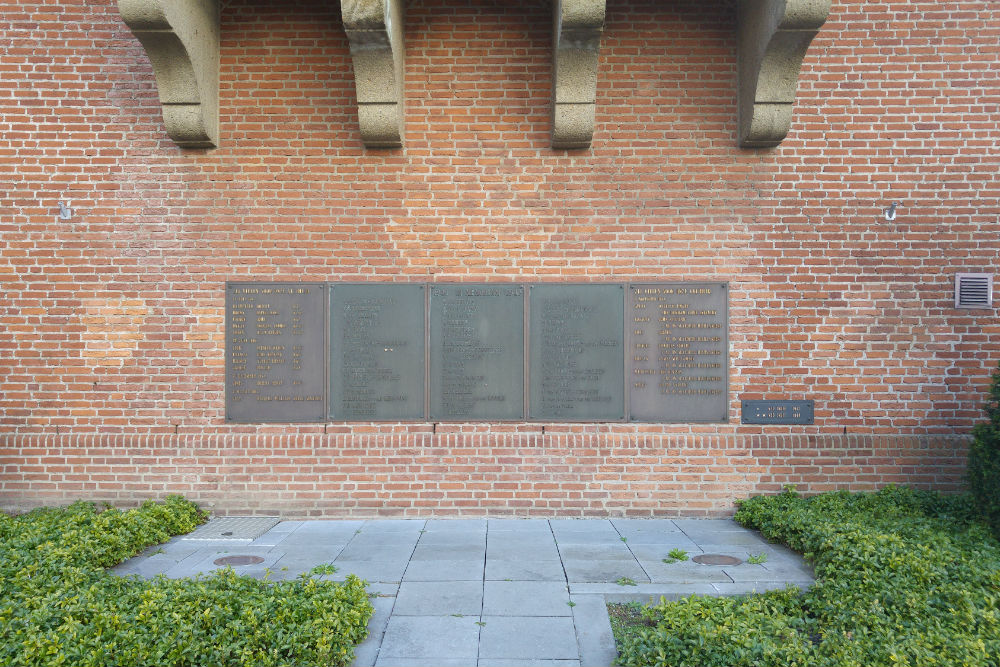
xmin=969 ymin=358 xmax=1000 ymax=539
xmin=615 ymin=487 xmax=1000 ymax=667
xmin=0 ymin=497 xmax=373 ymax=667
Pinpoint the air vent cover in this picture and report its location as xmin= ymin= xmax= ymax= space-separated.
xmin=955 ymin=273 xmax=993 ymax=309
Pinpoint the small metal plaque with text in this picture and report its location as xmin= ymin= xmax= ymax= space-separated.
xmin=429 ymin=284 xmax=524 ymax=421
xmin=529 ymin=284 xmax=624 ymax=421
xmin=329 ymin=284 xmax=426 ymax=421
xmin=225 ymin=282 xmax=327 ymax=422
xmin=741 ymin=400 xmax=814 ymax=425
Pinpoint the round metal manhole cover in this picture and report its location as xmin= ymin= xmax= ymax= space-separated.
xmin=213 ymin=555 xmax=265 ymax=566
xmin=692 ymin=554 xmax=742 ymax=566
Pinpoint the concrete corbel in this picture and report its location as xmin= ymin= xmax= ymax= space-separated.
xmin=551 ymin=0 xmax=605 ymax=149
xmin=341 ymin=0 xmax=405 ymax=148
xmin=117 ymin=0 xmax=220 ymax=148
xmin=738 ymin=0 xmax=830 ymax=148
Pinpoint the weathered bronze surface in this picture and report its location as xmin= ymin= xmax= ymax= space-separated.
xmin=329 ymin=284 xmax=426 ymax=420
xmin=528 ymin=284 xmax=624 ymax=421
xmin=628 ymin=283 xmax=728 ymax=422
xmin=225 ymin=281 xmax=731 ymax=423
xmin=692 ymin=554 xmax=742 ymax=565
xmin=741 ymin=400 xmax=814 ymax=424
xmin=213 ymin=555 xmax=265 ymax=566
xmin=225 ymin=283 xmax=327 ymax=422
xmin=429 ymin=284 xmax=525 ymax=420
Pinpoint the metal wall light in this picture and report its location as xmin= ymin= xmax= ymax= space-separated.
xmin=883 ymin=201 xmax=902 ymax=221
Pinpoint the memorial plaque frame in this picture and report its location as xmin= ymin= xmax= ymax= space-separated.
xmin=428 ymin=283 xmax=525 ymax=422
xmin=527 ymin=283 xmax=625 ymax=422
xmin=328 ymin=283 xmax=427 ymax=422
xmin=225 ymin=282 xmax=328 ymax=423
xmin=741 ymin=400 xmax=814 ymax=425
xmin=626 ymin=282 xmax=729 ymax=423
xmin=223 ymin=280 xmax=734 ymax=424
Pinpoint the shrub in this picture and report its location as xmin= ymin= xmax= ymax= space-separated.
xmin=969 ymin=358 xmax=1000 ymax=539
xmin=0 ymin=497 xmax=373 ymax=667
xmin=614 ymin=487 xmax=1000 ymax=667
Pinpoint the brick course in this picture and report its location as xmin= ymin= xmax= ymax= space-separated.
xmin=1 ymin=0 xmax=997 ymax=515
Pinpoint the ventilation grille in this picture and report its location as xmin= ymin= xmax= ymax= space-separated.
xmin=955 ymin=273 xmax=993 ymax=309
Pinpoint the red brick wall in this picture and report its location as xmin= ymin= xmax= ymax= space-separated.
xmin=1 ymin=0 xmax=997 ymax=516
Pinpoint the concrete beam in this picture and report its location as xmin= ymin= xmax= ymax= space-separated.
xmin=552 ymin=0 xmax=605 ymax=149
xmin=117 ymin=0 xmax=220 ymax=148
xmin=738 ymin=0 xmax=830 ymax=148
xmin=341 ymin=0 xmax=405 ymax=148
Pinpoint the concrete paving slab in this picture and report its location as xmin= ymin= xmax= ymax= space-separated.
xmin=483 ymin=580 xmax=571 ymax=616
xmin=479 ymin=661 xmax=580 ymax=667
xmin=550 ymin=519 xmax=617 ymax=534
xmin=485 ymin=558 xmax=565 ymax=582
xmin=369 ymin=582 xmax=401 ymax=597
xmin=637 ymin=560 xmax=734 ymax=584
xmin=487 ymin=519 xmax=552 ymax=532
xmin=478 ymin=616 xmax=579 ymax=660
xmin=487 ymin=533 xmax=558 ymax=545
xmin=416 ymin=533 xmax=487 ymax=547
xmin=358 ymin=520 xmax=426 ymax=533
xmin=487 ymin=541 xmax=561 ymax=561
xmin=344 ymin=532 xmax=423 ymax=547
xmin=711 ymin=581 xmax=811 ymax=596
xmin=271 ymin=546 xmax=348 ymax=574
xmin=621 ymin=531 xmax=701 ymax=547
xmin=553 ymin=532 xmax=624 ymax=546
xmin=626 ymin=543 xmax=698 ymax=561
xmin=378 ymin=615 xmax=480 ymax=661
xmin=563 ymin=559 xmax=648 ymax=584
xmin=423 ymin=519 xmax=487 ymax=532
xmin=375 ymin=659 xmax=472 ymax=667
xmin=557 ymin=544 xmax=633 ymax=561
xmin=598 ymin=584 xmax=719 ymax=602
xmin=689 ymin=532 xmax=775 ymax=549
xmin=721 ymin=563 xmax=778 ymax=582
xmin=610 ymin=519 xmax=681 ymax=533
xmin=410 ymin=544 xmax=486 ymax=561
xmin=274 ymin=520 xmax=363 ymax=543
xmin=673 ymin=519 xmax=746 ymax=533
xmin=329 ymin=559 xmax=410 ymax=583
xmin=571 ymin=594 xmax=618 ymax=667
xmin=393 ymin=581 xmax=484 ymax=616
xmin=338 ymin=543 xmax=417 ymax=561
xmin=403 ymin=558 xmax=485 ymax=582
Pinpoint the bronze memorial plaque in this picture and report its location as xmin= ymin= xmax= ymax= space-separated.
xmin=225 ymin=282 xmax=327 ymax=422
xmin=741 ymin=400 xmax=814 ymax=425
xmin=429 ymin=284 xmax=524 ymax=420
xmin=528 ymin=284 xmax=625 ymax=421
xmin=329 ymin=284 xmax=426 ymax=420
xmin=628 ymin=283 xmax=728 ymax=422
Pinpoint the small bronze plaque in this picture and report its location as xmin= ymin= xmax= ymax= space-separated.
xmin=429 ymin=284 xmax=524 ymax=420
xmin=628 ymin=283 xmax=728 ymax=422
xmin=329 ymin=284 xmax=426 ymax=420
xmin=213 ymin=555 xmax=265 ymax=566
xmin=528 ymin=284 xmax=624 ymax=421
xmin=741 ymin=400 xmax=814 ymax=425
xmin=225 ymin=283 xmax=327 ymax=422
xmin=692 ymin=554 xmax=742 ymax=566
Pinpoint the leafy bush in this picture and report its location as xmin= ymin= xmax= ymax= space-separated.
xmin=969 ymin=359 xmax=1000 ymax=539
xmin=614 ymin=487 xmax=1000 ymax=667
xmin=0 ymin=497 xmax=373 ymax=667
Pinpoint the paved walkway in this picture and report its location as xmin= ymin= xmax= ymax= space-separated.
xmin=114 ymin=518 xmax=814 ymax=667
